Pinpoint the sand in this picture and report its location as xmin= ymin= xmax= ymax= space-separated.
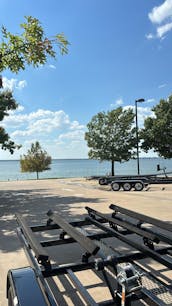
xmin=0 ymin=178 xmax=172 ymax=305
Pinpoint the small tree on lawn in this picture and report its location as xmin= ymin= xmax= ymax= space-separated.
xmin=85 ymin=107 xmax=136 ymax=176
xmin=20 ymin=141 xmax=52 ymax=179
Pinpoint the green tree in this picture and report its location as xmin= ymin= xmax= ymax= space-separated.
xmin=85 ymin=107 xmax=136 ymax=176
xmin=0 ymin=16 xmax=69 ymax=153
xmin=140 ymin=96 xmax=172 ymax=158
xmin=0 ymin=90 xmax=21 ymax=153
xmin=0 ymin=16 xmax=69 ymax=74
xmin=20 ymin=141 xmax=52 ymax=179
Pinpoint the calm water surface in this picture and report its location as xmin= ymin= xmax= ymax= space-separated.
xmin=0 ymin=158 xmax=172 ymax=181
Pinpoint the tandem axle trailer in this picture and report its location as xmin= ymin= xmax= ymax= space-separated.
xmin=7 ymin=205 xmax=172 ymax=305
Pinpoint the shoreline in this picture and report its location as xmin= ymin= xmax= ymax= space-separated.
xmin=0 ymin=176 xmax=86 ymax=182
xmin=1 ymin=171 xmax=172 ymax=183
xmin=0 ymin=158 xmax=172 ymax=182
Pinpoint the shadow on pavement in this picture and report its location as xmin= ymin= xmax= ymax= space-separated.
xmin=0 ymin=188 xmax=103 ymax=253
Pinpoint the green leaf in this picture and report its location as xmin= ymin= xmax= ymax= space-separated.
xmin=0 ymin=16 xmax=69 ymax=72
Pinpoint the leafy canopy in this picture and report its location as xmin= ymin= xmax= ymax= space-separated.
xmin=0 ymin=90 xmax=21 ymax=153
xmin=0 ymin=16 xmax=69 ymax=73
xmin=141 ymin=96 xmax=172 ymax=159
xmin=20 ymin=141 xmax=52 ymax=179
xmin=0 ymin=16 xmax=69 ymax=153
xmin=85 ymin=107 xmax=136 ymax=175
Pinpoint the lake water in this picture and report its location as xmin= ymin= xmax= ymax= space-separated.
xmin=0 ymin=158 xmax=172 ymax=181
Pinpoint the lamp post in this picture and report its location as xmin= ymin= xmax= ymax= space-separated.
xmin=135 ymin=98 xmax=145 ymax=175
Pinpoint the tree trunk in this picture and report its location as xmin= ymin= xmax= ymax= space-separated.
xmin=36 ymin=171 xmax=39 ymax=180
xmin=111 ymin=160 xmax=115 ymax=176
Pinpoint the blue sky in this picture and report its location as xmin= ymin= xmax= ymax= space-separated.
xmin=0 ymin=0 xmax=172 ymax=159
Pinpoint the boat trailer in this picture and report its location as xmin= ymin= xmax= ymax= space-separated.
xmin=97 ymin=171 xmax=172 ymax=192
xmin=7 ymin=205 xmax=172 ymax=305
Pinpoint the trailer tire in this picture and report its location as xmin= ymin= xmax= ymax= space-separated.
xmin=122 ymin=182 xmax=132 ymax=191
xmin=111 ymin=182 xmax=120 ymax=191
xmin=99 ymin=178 xmax=108 ymax=185
xmin=134 ymin=181 xmax=144 ymax=191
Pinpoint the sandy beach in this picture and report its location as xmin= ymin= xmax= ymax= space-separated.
xmin=0 ymin=178 xmax=172 ymax=305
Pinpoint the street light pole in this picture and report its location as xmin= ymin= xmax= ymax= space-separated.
xmin=135 ymin=98 xmax=145 ymax=175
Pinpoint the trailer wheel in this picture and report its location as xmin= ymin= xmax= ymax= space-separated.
xmin=134 ymin=181 xmax=144 ymax=191
xmin=99 ymin=178 xmax=108 ymax=185
xmin=122 ymin=182 xmax=132 ymax=191
xmin=111 ymin=182 xmax=120 ymax=191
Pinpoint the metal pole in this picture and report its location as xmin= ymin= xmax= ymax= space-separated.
xmin=135 ymin=98 xmax=145 ymax=176
xmin=135 ymin=101 xmax=140 ymax=175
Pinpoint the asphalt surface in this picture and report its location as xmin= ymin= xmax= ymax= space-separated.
xmin=0 ymin=178 xmax=172 ymax=305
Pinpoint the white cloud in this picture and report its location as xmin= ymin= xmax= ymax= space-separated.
xmin=146 ymin=98 xmax=155 ymax=103
xmin=2 ymin=78 xmax=17 ymax=91
xmin=70 ymin=121 xmax=85 ymax=130
xmin=137 ymin=106 xmax=154 ymax=124
xmin=116 ymin=98 xmax=123 ymax=105
xmin=158 ymin=83 xmax=167 ymax=88
xmin=145 ymin=33 xmax=154 ymax=40
xmin=110 ymin=98 xmax=123 ymax=108
xmin=11 ymin=130 xmax=31 ymax=137
xmin=16 ymin=105 xmax=25 ymax=112
xmin=2 ymin=107 xmax=88 ymax=159
xmin=157 ymin=21 xmax=172 ymax=37
xmin=48 ymin=64 xmax=56 ymax=69
xmin=3 ymin=109 xmax=70 ymax=127
xmin=147 ymin=0 xmax=172 ymax=39
xmin=3 ymin=110 xmax=85 ymax=137
xmin=2 ymin=77 xmax=27 ymax=91
xmin=3 ymin=107 xmax=86 ymax=153
xmin=6 ymin=110 xmax=71 ymax=137
xmin=58 ymin=130 xmax=85 ymax=141
xmin=16 ymin=80 xmax=27 ymax=90
xmin=148 ymin=0 xmax=172 ymax=24
xmin=37 ymin=64 xmax=56 ymax=70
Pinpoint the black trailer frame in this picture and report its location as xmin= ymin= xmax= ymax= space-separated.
xmin=7 ymin=205 xmax=172 ymax=305
xmin=98 ymin=172 xmax=172 ymax=187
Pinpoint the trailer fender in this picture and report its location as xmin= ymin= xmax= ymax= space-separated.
xmin=7 ymin=267 xmax=48 ymax=306
xmin=99 ymin=178 xmax=108 ymax=185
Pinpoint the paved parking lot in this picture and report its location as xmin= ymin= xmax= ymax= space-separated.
xmin=0 ymin=178 xmax=172 ymax=305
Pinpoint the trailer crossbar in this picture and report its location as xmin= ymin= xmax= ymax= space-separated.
xmin=47 ymin=210 xmax=100 ymax=256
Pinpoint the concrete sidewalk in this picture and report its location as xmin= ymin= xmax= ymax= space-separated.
xmin=0 ymin=178 xmax=172 ymax=305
